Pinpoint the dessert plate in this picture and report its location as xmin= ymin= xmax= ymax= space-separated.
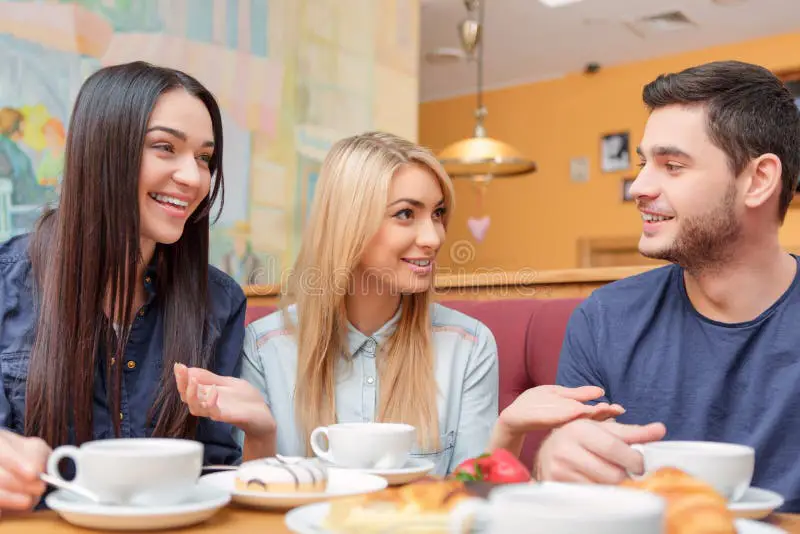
xmin=198 ymin=467 xmax=387 ymax=511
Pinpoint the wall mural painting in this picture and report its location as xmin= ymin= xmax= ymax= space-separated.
xmin=0 ymin=0 xmax=420 ymax=287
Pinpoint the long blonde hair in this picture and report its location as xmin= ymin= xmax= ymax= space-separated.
xmin=282 ymin=131 xmax=455 ymax=452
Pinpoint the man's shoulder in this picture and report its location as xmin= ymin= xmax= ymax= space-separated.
xmin=582 ymin=263 xmax=679 ymax=310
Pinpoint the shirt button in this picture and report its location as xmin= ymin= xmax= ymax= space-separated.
xmin=127 ymin=360 xmax=136 ymax=370
xmin=366 ymin=376 xmax=375 ymax=384
xmin=119 ymin=412 xmax=123 ymax=421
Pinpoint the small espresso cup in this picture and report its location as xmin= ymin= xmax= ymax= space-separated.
xmin=632 ymin=441 xmax=754 ymax=501
xmin=46 ymin=438 xmax=203 ymax=506
xmin=449 ymin=482 xmax=666 ymax=534
xmin=309 ymin=422 xmax=415 ymax=469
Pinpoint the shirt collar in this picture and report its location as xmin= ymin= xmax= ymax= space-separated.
xmin=346 ymin=304 xmax=402 ymax=358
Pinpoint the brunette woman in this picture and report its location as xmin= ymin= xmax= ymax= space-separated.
xmin=0 ymin=61 xmax=255 ymax=511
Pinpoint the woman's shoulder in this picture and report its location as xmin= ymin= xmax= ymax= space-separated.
xmin=0 ymin=233 xmax=34 ymax=288
xmin=207 ymin=264 xmax=246 ymax=306
xmin=0 ymin=233 xmax=32 ymax=262
xmin=429 ymin=302 xmax=495 ymax=344
xmin=247 ymin=304 xmax=297 ymax=341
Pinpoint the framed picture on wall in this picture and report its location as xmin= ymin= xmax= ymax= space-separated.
xmin=601 ymin=131 xmax=630 ymax=173
xmin=621 ymin=177 xmax=635 ymax=202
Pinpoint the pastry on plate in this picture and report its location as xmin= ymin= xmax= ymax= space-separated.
xmin=324 ymin=478 xmax=488 ymax=534
xmin=234 ymin=456 xmax=327 ymax=493
xmin=621 ymin=467 xmax=737 ymax=534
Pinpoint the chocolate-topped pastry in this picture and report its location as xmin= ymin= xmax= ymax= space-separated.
xmin=234 ymin=456 xmax=328 ymax=493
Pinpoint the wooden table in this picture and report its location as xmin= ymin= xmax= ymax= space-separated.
xmin=4 ymin=508 xmax=800 ymax=533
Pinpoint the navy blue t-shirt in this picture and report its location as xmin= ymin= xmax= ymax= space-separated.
xmin=556 ymin=258 xmax=800 ymax=512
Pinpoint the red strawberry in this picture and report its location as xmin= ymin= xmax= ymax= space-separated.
xmin=453 ymin=453 xmax=491 ymax=482
xmin=482 ymin=448 xmax=531 ymax=484
xmin=452 ymin=449 xmax=531 ymax=484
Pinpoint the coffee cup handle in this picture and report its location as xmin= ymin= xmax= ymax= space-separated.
xmin=47 ymin=445 xmax=81 ymax=484
xmin=448 ymin=498 xmax=488 ymax=534
xmin=309 ymin=427 xmax=333 ymax=463
xmin=43 ymin=446 xmax=104 ymax=503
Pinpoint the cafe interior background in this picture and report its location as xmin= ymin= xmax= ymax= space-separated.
xmin=1 ymin=0 xmax=800 ymax=297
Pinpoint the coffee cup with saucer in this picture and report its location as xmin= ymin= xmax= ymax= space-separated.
xmin=309 ymin=422 xmax=432 ymax=484
xmin=43 ymin=438 xmax=230 ymax=531
xmin=632 ymin=440 xmax=785 ymax=519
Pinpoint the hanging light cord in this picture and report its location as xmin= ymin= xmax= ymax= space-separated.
xmin=476 ymin=0 xmax=484 ymax=114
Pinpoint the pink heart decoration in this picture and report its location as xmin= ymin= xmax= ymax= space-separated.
xmin=467 ymin=216 xmax=491 ymax=243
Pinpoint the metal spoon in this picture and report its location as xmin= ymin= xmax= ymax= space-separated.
xmin=40 ymin=473 xmax=103 ymax=504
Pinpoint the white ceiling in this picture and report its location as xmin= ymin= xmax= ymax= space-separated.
xmin=419 ymin=0 xmax=800 ymax=102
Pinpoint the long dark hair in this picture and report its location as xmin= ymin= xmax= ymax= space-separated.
xmin=25 ymin=61 xmax=225 ymax=447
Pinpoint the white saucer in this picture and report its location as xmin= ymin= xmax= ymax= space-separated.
xmin=736 ymin=518 xmax=787 ymax=533
xmin=327 ymin=458 xmax=436 ymax=486
xmin=198 ymin=467 xmax=387 ymax=511
xmin=729 ymin=487 xmax=785 ymax=520
xmin=45 ymin=484 xmax=230 ymax=531
xmin=284 ymin=504 xmax=787 ymax=534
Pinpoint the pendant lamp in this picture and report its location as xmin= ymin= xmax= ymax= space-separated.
xmin=437 ymin=0 xmax=537 ymax=181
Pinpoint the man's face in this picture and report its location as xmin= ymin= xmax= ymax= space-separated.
xmin=629 ymin=104 xmax=742 ymax=270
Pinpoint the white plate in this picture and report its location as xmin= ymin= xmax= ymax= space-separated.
xmin=326 ymin=458 xmax=436 ymax=486
xmin=285 ymin=502 xmax=332 ymax=534
xmin=729 ymin=487 xmax=785 ymax=520
xmin=44 ymin=484 xmax=230 ymax=531
xmin=284 ymin=503 xmax=787 ymax=534
xmin=198 ymin=467 xmax=388 ymax=511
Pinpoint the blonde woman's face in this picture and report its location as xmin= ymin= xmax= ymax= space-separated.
xmin=357 ymin=164 xmax=446 ymax=294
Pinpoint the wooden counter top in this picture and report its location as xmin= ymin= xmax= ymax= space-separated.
xmin=6 ymin=508 xmax=800 ymax=533
xmin=243 ymin=265 xmax=660 ymax=306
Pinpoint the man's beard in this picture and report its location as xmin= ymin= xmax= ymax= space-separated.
xmin=640 ymin=183 xmax=741 ymax=273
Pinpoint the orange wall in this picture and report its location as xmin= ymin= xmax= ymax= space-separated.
xmin=420 ymin=32 xmax=800 ymax=273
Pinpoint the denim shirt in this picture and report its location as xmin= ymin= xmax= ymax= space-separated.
xmin=0 ymin=233 xmax=246 ymax=466
xmin=240 ymin=303 xmax=499 ymax=475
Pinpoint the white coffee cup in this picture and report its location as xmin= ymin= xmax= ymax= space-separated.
xmin=309 ymin=422 xmax=415 ymax=469
xmin=449 ymin=482 xmax=666 ymax=534
xmin=46 ymin=438 xmax=203 ymax=506
xmin=632 ymin=441 xmax=754 ymax=501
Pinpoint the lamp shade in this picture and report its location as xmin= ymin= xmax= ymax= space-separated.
xmin=438 ymin=136 xmax=537 ymax=178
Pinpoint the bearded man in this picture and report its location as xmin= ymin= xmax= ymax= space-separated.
xmin=535 ymin=60 xmax=800 ymax=513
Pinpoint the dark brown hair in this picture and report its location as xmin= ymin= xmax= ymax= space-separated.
xmin=25 ymin=61 xmax=225 ymax=446
xmin=643 ymin=60 xmax=800 ymax=221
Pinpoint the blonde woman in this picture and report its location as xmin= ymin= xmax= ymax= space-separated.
xmin=175 ymin=131 xmax=623 ymax=473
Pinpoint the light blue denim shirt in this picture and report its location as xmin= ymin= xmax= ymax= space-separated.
xmin=240 ymin=302 xmax=499 ymax=476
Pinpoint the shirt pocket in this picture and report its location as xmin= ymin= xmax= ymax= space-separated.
xmin=409 ymin=429 xmax=455 ymax=476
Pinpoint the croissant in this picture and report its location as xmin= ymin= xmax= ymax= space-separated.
xmin=621 ymin=467 xmax=736 ymax=534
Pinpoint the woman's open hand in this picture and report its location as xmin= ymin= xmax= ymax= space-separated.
xmin=498 ymin=385 xmax=624 ymax=435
